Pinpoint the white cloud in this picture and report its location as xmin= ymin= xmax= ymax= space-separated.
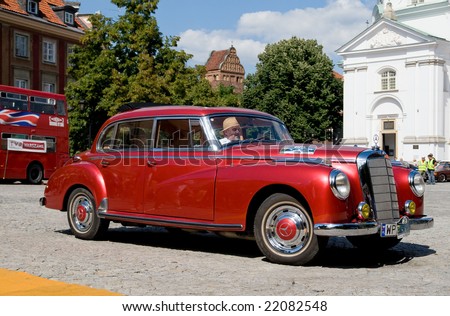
xmin=178 ymin=0 xmax=373 ymax=74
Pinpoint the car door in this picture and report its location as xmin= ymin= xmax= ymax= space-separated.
xmin=143 ymin=118 xmax=216 ymax=220
xmin=93 ymin=119 xmax=153 ymax=213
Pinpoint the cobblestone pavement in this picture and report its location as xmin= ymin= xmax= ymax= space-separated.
xmin=0 ymin=181 xmax=448 ymax=296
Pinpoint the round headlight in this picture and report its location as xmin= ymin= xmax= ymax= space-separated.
xmin=409 ymin=171 xmax=425 ymax=197
xmin=330 ymin=169 xmax=350 ymax=200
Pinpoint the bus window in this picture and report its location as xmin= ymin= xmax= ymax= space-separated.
xmin=31 ymin=135 xmax=56 ymax=153
xmin=0 ymin=92 xmax=28 ymax=111
xmin=30 ymin=96 xmax=56 ymax=114
xmin=1 ymin=133 xmax=28 ymax=150
xmin=56 ymin=100 xmax=66 ymax=115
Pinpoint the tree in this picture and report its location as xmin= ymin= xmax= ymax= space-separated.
xmin=243 ymin=37 xmax=343 ymax=143
xmin=67 ymin=0 xmax=237 ymax=153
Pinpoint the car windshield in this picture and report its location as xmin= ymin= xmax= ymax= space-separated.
xmin=209 ymin=115 xmax=294 ymax=147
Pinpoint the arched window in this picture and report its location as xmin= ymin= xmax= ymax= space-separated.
xmin=381 ymin=70 xmax=396 ymax=90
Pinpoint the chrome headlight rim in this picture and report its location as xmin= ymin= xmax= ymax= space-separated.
xmin=329 ymin=169 xmax=350 ymax=200
xmin=408 ymin=170 xmax=425 ymax=197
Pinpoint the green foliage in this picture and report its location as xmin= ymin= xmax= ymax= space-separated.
xmin=66 ymin=0 xmax=240 ymax=153
xmin=243 ymin=37 xmax=343 ymax=143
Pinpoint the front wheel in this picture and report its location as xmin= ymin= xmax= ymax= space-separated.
xmin=438 ymin=174 xmax=446 ymax=182
xmin=254 ymin=193 xmax=319 ymax=265
xmin=67 ymin=188 xmax=109 ymax=240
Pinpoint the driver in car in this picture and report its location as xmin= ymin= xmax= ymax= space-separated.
xmin=220 ymin=117 xmax=242 ymax=145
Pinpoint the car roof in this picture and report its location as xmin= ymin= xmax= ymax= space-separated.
xmin=109 ymin=105 xmax=279 ymax=122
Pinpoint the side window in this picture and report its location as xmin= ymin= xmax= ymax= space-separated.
xmin=97 ymin=124 xmax=117 ymax=151
xmin=155 ymin=119 xmax=206 ymax=149
xmin=98 ymin=120 xmax=153 ymax=152
xmin=127 ymin=120 xmax=153 ymax=150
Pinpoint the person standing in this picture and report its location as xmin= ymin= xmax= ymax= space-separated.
xmin=417 ymin=156 xmax=427 ymax=179
xmin=426 ymin=153 xmax=437 ymax=185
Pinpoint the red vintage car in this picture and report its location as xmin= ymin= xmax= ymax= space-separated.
xmin=40 ymin=105 xmax=433 ymax=265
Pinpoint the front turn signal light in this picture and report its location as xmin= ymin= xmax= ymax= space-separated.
xmin=404 ymin=200 xmax=416 ymax=216
xmin=357 ymin=202 xmax=372 ymax=220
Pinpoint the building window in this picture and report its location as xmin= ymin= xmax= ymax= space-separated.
xmin=42 ymin=73 xmax=57 ymax=93
xmin=15 ymin=79 xmax=28 ymax=89
xmin=15 ymin=33 xmax=29 ymax=58
xmin=381 ymin=70 xmax=396 ymax=90
xmin=43 ymin=40 xmax=57 ymax=63
xmin=42 ymin=83 xmax=56 ymax=93
xmin=65 ymin=12 xmax=74 ymax=25
xmin=27 ymin=0 xmax=38 ymax=15
xmin=383 ymin=121 xmax=395 ymax=130
xmin=67 ymin=45 xmax=75 ymax=67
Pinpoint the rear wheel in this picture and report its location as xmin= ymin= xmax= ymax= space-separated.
xmin=67 ymin=188 xmax=109 ymax=240
xmin=27 ymin=163 xmax=43 ymax=184
xmin=438 ymin=174 xmax=446 ymax=182
xmin=254 ymin=193 xmax=319 ymax=265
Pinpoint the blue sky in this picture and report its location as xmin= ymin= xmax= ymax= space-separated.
xmin=77 ymin=0 xmax=377 ymax=74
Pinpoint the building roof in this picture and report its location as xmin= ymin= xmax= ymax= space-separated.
xmin=0 ymin=0 xmax=84 ymax=29
xmin=205 ymin=49 xmax=229 ymax=71
xmin=205 ymin=46 xmax=245 ymax=76
xmin=333 ymin=71 xmax=343 ymax=80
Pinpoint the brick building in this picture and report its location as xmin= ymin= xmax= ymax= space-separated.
xmin=205 ymin=46 xmax=245 ymax=94
xmin=0 ymin=0 xmax=87 ymax=94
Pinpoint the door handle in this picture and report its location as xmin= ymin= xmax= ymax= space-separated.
xmin=101 ymin=159 xmax=110 ymax=166
xmin=147 ymin=159 xmax=157 ymax=167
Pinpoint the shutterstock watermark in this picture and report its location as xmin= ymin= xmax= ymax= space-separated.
xmin=90 ymin=139 xmax=351 ymax=168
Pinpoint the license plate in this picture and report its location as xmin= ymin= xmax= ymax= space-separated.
xmin=380 ymin=217 xmax=410 ymax=238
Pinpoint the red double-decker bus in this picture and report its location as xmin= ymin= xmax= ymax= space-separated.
xmin=0 ymin=85 xmax=69 ymax=184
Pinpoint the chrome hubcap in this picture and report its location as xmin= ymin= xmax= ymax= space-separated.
xmin=265 ymin=205 xmax=311 ymax=254
xmin=71 ymin=195 xmax=93 ymax=232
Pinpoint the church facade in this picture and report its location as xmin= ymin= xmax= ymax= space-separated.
xmin=337 ymin=0 xmax=450 ymax=161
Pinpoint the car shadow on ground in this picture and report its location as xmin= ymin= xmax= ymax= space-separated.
xmin=313 ymin=237 xmax=436 ymax=268
xmin=58 ymin=227 xmax=436 ymax=268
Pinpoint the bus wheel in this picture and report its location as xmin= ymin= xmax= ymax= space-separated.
xmin=67 ymin=188 xmax=110 ymax=240
xmin=27 ymin=163 xmax=43 ymax=184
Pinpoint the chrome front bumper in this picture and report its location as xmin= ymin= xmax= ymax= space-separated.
xmin=314 ymin=216 xmax=434 ymax=237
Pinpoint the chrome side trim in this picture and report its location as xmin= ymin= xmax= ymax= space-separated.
xmin=409 ymin=216 xmax=434 ymax=230
xmin=97 ymin=198 xmax=108 ymax=213
xmin=97 ymin=210 xmax=243 ymax=231
xmin=314 ymin=222 xmax=379 ymax=236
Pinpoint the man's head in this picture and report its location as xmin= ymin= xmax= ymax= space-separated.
xmin=222 ymin=117 xmax=241 ymax=141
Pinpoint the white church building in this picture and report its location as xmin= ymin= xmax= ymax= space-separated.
xmin=337 ymin=0 xmax=450 ymax=162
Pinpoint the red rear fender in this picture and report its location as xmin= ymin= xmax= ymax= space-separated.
xmin=44 ymin=162 xmax=106 ymax=211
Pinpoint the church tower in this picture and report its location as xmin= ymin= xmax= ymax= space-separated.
xmin=205 ymin=46 xmax=245 ymax=94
